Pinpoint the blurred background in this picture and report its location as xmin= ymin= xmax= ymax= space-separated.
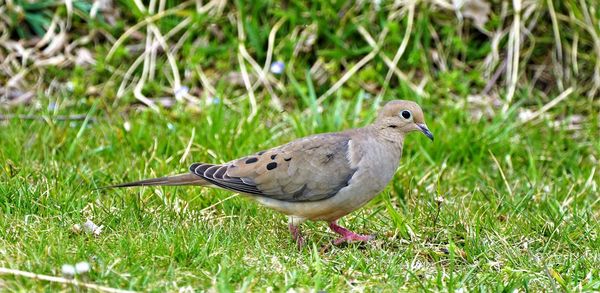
xmin=0 ymin=0 xmax=599 ymax=291
xmin=1 ymin=0 xmax=598 ymax=111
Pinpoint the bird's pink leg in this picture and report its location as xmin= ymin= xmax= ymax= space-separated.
xmin=328 ymin=220 xmax=374 ymax=245
xmin=289 ymin=223 xmax=305 ymax=249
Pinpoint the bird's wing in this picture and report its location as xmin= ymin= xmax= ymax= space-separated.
xmin=190 ymin=133 xmax=358 ymax=202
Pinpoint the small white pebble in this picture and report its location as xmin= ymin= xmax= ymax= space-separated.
xmin=543 ymin=185 xmax=551 ymax=193
xmin=518 ymin=109 xmax=535 ymax=122
xmin=75 ymin=262 xmax=91 ymax=274
xmin=62 ymin=264 xmax=76 ymax=277
xmin=66 ymin=82 xmax=74 ymax=92
xmin=270 ymin=61 xmax=285 ymax=75
xmin=71 ymin=224 xmax=82 ymax=233
xmin=123 ymin=121 xmax=131 ymax=132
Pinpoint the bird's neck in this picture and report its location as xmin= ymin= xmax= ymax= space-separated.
xmin=367 ymin=124 xmax=406 ymax=147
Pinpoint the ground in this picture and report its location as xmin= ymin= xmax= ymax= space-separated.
xmin=1 ymin=96 xmax=598 ymax=291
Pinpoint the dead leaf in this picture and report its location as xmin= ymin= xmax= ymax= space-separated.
xmin=74 ymin=48 xmax=95 ymax=66
xmin=461 ymin=0 xmax=491 ymax=29
xmin=34 ymin=55 xmax=67 ymax=67
xmin=82 ymin=219 xmax=103 ymax=236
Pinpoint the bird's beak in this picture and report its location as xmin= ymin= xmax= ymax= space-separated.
xmin=417 ymin=124 xmax=434 ymax=141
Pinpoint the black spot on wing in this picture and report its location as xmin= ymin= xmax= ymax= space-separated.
xmin=270 ymin=154 xmax=277 ymax=160
xmin=266 ymin=162 xmax=278 ymax=170
xmin=188 ymin=133 xmax=356 ymax=203
xmin=323 ymin=153 xmax=334 ymax=164
xmin=245 ymin=157 xmax=258 ymax=164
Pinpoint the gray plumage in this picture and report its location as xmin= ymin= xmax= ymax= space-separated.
xmin=109 ymin=100 xmax=433 ymax=247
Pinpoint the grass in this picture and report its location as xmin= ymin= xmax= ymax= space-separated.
xmin=1 ymin=0 xmax=600 ymax=291
xmin=1 ymin=96 xmax=598 ymax=291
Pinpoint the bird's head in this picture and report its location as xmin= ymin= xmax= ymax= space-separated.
xmin=375 ymin=100 xmax=434 ymax=142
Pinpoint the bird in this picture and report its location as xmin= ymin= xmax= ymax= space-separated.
xmin=109 ymin=100 xmax=433 ymax=248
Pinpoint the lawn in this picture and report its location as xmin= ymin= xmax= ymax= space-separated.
xmin=1 ymin=0 xmax=599 ymax=291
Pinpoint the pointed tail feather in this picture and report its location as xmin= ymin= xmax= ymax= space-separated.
xmin=106 ymin=173 xmax=207 ymax=188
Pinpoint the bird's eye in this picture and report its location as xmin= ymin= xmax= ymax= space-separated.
xmin=400 ymin=110 xmax=412 ymax=120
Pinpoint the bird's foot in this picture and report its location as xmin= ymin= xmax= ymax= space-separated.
xmin=329 ymin=221 xmax=374 ymax=245
xmin=333 ymin=233 xmax=374 ymax=245
xmin=289 ymin=223 xmax=305 ymax=249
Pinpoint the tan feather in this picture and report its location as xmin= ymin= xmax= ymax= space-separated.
xmin=109 ymin=100 xmax=433 ymax=247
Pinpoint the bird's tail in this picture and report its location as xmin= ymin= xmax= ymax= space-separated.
xmin=106 ymin=173 xmax=207 ymax=188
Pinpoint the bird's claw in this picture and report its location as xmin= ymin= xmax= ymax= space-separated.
xmin=333 ymin=233 xmax=374 ymax=245
xmin=329 ymin=220 xmax=374 ymax=246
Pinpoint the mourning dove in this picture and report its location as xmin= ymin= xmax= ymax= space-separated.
xmin=110 ymin=100 xmax=433 ymax=248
